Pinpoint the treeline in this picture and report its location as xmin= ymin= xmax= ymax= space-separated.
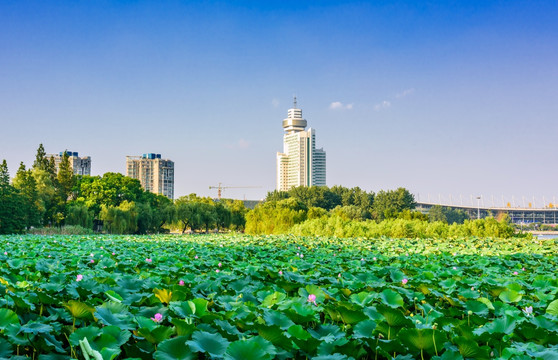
xmin=1 ymin=145 xmax=519 ymax=238
xmin=246 ymin=186 xmax=521 ymax=238
xmin=0 ymin=145 xmax=247 ymax=234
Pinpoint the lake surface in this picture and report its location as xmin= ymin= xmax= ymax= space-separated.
xmin=536 ymin=234 xmax=558 ymax=240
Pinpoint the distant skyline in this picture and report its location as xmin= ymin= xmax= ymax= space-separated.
xmin=1 ymin=1 xmax=557 ymax=205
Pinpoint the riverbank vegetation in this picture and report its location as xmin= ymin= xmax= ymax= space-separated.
xmin=0 ymin=146 xmax=526 ymax=238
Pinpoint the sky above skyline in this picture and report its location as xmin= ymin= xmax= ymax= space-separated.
xmin=1 ymin=1 xmax=557 ymax=207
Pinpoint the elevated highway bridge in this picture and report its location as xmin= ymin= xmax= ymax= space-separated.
xmin=416 ymin=202 xmax=558 ymax=225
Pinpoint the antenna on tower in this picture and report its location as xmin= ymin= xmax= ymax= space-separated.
xmin=293 ymin=95 xmax=297 ymax=109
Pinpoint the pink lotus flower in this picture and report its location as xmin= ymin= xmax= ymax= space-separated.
xmin=151 ymin=313 xmax=163 ymax=322
xmin=307 ymin=294 xmax=317 ymax=305
xmin=146 ymin=258 xmax=152 ymax=263
xmin=218 ymin=262 xmax=222 ymax=267
xmin=338 ymin=273 xmax=341 ymax=278
xmin=523 ymin=306 xmax=533 ymax=316
xmin=522 ymin=267 xmax=525 ymax=271
xmin=216 ymin=269 xmax=220 ymax=273
xmin=179 ymin=280 xmax=185 ymax=286
xmin=402 ymin=278 xmax=408 ymax=285
xmin=112 ymin=252 xmax=115 ymax=256
xmin=76 ymin=274 xmax=83 ymax=281
xmin=90 ymin=259 xmax=94 ymax=263
xmin=279 ymin=270 xmax=283 ymax=275
xmin=195 ymin=255 xmax=198 ymax=259
xmin=300 ymin=254 xmax=304 ymax=258
xmin=373 ymin=257 xmax=377 ymax=261
xmin=513 ymin=271 xmax=518 ymax=275
xmin=100 ymin=246 xmax=103 ymax=249
xmin=3 ymin=252 xmax=7 ymax=255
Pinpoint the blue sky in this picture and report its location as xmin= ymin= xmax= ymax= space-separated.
xmin=1 ymin=1 xmax=557 ymax=206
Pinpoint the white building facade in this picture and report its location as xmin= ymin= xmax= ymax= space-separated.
xmin=276 ymin=100 xmax=326 ymax=191
xmin=126 ymin=153 xmax=174 ymax=199
xmin=47 ymin=151 xmax=91 ymax=176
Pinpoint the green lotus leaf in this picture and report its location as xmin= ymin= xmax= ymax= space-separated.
xmin=473 ymin=315 xmax=517 ymax=336
xmin=299 ymin=284 xmax=326 ymax=303
xmin=436 ymin=349 xmax=464 ymax=360
xmin=499 ymin=289 xmax=522 ymax=303
xmin=262 ymin=291 xmax=287 ymax=308
xmin=0 ymin=338 xmax=13 ymax=358
xmin=224 ymin=337 xmax=274 ymax=360
xmin=350 ymin=291 xmax=375 ymax=306
xmin=69 ymin=326 xmax=101 ymax=346
xmin=312 ymin=354 xmax=351 ymax=360
xmin=390 ymin=270 xmax=405 ymax=282
xmin=353 ymin=320 xmax=377 ymax=339
xmin=453 ymin=336 xmax=490 ymax=359
xmin=104 ymin=290 xmax=123 ymax=303
xmin=546 ymin=299 xmax=558 ymax=316
xmin=476 ymin=297 xmax=495 ymax=311
xmin=186 ymin=331 xmax=229 ymax=357
xmin=380 ymin=289 xmax=405 ymax=308
xmin=154 ymin=336 xmax=194 ymax=360
xmin=64 ymin=300 xmax=95 ymax=319
xmin=94 ymin=307 xmax=135 ymax=330
xmin=18 ymin=321 xmax=53 ymax=335
xmin=99 ymin=347 xmax=121 ymax=360
xmin=256 ymin=325 xmax=292 ymax=349
xmin=465 ymin=301 xmax=489 ymax=316
xmin=399 ymin=328 xmax=446 ymax=353
xmin=137 ymin=326 xmax=173 ymax=344
xmin=41 ymin=332 xmax=66 ymax=353
xmin=263 ymin=309 xmax=295 ymax=330
xmin=308 ymin=324 xmax=345 ymax=343
xmin=0 ymin=308 xmax=19 ymax=330
xmin=171 ymin=318 xmax=196 ymax=337
xmin=287 ymin=324 xmax=312 ymax=340
xmin=335 ymin=304 xmax=367 ymax=324
xmin=37 ymin=354 xmax=72 ymax=360
xmin=376 ymin=305 xmax=409 ymax=328
xmin=96 ymin=326 xmax=131 ymax=349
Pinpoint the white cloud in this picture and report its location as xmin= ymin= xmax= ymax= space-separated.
xmin=225 ymin=139 xmax=250 ymax=149
xmin=396 ymin=88 xmax=415 ymax=98
xmin=329 ymin=101 xmax=354 ymax=110
xmin=374 ymin=100 xmax=391 ymax=111
xmin=238 ymin=139 xmax=250 ymax=149
xmin=271 ymin=98 xmax=280 ymax=108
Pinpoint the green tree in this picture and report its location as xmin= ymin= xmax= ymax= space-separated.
xmin=245 ymin=198 xmax=307 ymax=234
xmin=33 ymin=143 xmax=49 ymax=170
xmin=57 ymin=151 xmax=75 ymax=203
xmin=0 ymin=160 xmax=27 ymax=234
xmin=12 ymin=162 xmax=42 ymax=228
xmin=226 ymin=199 xmax=248 ymax=230
xmin=75 ymin=173 xmax=144 ymax=216
xmin=175 ymin=194 xmax=203 ymax=233
xmin=65 ymin=202 xmax=94 ymax=229
xmin=372 ymin=188 xmax=416 ymax=220
xmin=214 ymin=202 xmax=231 ymax=231
xmin=99 ymin=201 xmax=138 ymax=234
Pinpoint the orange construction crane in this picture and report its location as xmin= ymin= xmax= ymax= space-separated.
xmin=209 ymin=183 xmax=262 ymax=200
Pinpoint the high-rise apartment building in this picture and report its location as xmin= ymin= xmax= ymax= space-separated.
xmin=47 ymin=151 xmax=91 ymax=176
xmin=276 ymin=99 xmax=326 ymax=191
xmin=126 ymin=153 xmax=174 ymax=199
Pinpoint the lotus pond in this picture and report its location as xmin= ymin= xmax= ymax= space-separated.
xmin=0 ymin=234 xmax=557 ymax=360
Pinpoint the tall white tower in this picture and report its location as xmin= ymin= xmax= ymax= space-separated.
xmin=276 ymin=98 xmax=326 ymax=191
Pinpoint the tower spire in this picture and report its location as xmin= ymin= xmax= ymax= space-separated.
xmin=293 ymin=95 xmax=297 ymax=109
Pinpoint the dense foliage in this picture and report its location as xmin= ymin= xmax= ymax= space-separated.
xmin=0 ymin=234 xmax=556 ymax=359
xmin=0 ymin=146 xmax=248 ymax=234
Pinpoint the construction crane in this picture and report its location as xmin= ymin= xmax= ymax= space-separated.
xmin=209 ymin=183 xmax=262 ymax=200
